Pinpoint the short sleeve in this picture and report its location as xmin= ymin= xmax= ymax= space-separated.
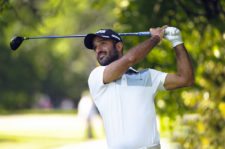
xmin=149 ymin=69 xmax=168 ymax=91
xmin=88 ymin=66 xmax=106 ymax=99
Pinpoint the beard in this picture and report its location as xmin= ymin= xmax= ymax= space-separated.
xmin=97 ymin=46 xmax=119 ymax=66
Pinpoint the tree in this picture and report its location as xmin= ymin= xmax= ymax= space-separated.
xmin=0 ymin=0 xmax=118 ymax=109
xmin=117 ymin=0 xmax=225 ymax=148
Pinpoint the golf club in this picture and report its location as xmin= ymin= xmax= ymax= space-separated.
xmin=10 ymin=32 xmax=151 ymax=51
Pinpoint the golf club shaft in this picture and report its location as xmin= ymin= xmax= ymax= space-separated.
xmin=24 ymin=32 xmax=151 ymax=40
xmin=120 ymin=32 xmax=150 ymax=36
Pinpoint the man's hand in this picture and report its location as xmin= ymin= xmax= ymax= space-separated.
xmin=164 ymin=27 xmax=183 ymax=47
xmin=150 ymin=26 xmax=167 ymax=41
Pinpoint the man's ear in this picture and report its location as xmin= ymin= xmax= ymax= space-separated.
xmin=116 ymin=42 xmax=123 ymax=53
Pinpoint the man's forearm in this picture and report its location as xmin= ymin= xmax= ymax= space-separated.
xmin=174 ymin=44 xmax=194 ymax=85
xmin=123 ymin=35 xmax=160 ymax=65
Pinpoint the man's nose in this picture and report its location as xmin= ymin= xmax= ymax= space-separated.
xmin=95 ymin=46 xmax=102 ymax=54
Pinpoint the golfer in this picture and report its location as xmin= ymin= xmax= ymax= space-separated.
xmin=84 ymin=26 xmax=194 ymax=149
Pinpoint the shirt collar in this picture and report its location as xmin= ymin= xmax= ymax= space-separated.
xmin=126 ymin=67 xmax=138 ymax=74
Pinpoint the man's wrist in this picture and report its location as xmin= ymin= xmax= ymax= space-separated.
xmin=172 ymin=40 xmax=183 ymax=47
xmin=150 ymin=35 xmax=161 ymax=45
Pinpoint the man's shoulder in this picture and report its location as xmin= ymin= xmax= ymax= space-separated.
xmin=139 ymin=68 xmax=167 ymax=78
xmin=90 ymin=66 xmax=106 ymax=75
xmin=144 ymin=68 xmax=164 ymax=74
xmin=88 ymin=66 xmax=106 ymax=84
xmin=139 ymin=68 xmax=150 ymax=73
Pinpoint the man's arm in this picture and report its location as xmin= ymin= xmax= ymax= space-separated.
xmin=103 ymin=27 xmax=165 ymax=84
xmin=164 ymin=44 xmax=194 ymax=90
xmin=163 ymin=27 xmax=194 ymax=90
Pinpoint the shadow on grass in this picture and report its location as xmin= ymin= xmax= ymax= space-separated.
xmin=0 ymin=137 xmax=18 ymax=143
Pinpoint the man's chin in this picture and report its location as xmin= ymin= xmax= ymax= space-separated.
xmin=99 ymin=62 xmax=108 ymax=66
xmin=98 ymin=54 xmax=119 ymax=66
xmin=98 ymin=60 xmax=110 ymax=66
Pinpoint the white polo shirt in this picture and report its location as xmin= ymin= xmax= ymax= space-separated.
xmin=88 ymin=66 xmax=167 ymax=149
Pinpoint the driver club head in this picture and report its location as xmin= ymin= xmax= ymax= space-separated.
xmin=10 ymin=36 xmax=25 ymax=51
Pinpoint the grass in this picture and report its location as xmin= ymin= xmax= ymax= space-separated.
xmin=0 ymin=110 xmax=175 ymax=149
xmin=0 ymin=135 xmax=82 ymax=149
xmin=0 ymin=109 xmax=78 ymax=115
xmin=0 ymin=110 xmax=105 ymax=149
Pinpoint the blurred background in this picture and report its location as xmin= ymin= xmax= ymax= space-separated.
xmin=0 ymin=0 xmax=224 ymax=149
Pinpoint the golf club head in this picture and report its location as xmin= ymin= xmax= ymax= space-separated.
xmin=10 ymin=36 xmax=25 ymax=51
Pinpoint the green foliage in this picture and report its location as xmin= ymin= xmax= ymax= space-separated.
xmin=117 ymin=0 xmax=225 ymax=148
xmin=0 ymin=0 xmax=118 ymax=109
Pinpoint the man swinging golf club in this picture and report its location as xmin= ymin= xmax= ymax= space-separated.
xmin=84 ymin=26 xmax=194 ymax=149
